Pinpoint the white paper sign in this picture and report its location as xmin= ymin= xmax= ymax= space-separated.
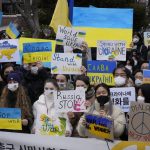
xmin=97 ymin=40 xmax=126 ymax=61
xmin=0 ymin=39 xmax=20 ymax=62
xmin=51 ymin=53 xmax=82 ymax=75
xmin=144 ymin=32 xmax=150 ymax=47
xmin=110 ymin=87 xmax=136 ymax=112
xmin=54 ymin=89 xmax=86 ymax=112
xmin=56 ymin=25 xmax=86 ymax=49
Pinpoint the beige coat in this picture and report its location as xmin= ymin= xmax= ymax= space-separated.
xmin=77 ymin=100 xmax=126 ymax=138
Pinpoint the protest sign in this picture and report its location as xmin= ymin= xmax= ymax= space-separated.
xmin=36 ymin=114 xmax=66 ymax=136
xmin=144 ymin=32 xmax=150 ymax=47
xmin=51 ymin=53 xmax=82 ymax=75
xmin=0 ymin=39 xmax=20 ymax=63
xmin=54 ymin=89 xmax=86 ymax=112
xmin=56 ymin=25 xmax=86 ymax=49
xmin=0 ymin=108 xmax=21 ymax=130
xmin=97 ymin=40 xmax=126 ymax=61
xmin=0 ymin=131 xmax=150 ymax=150
xmin=110 ymin=87 xmax=136 ymax=112
xmin=19 ymin=38 xmax=55 ymax=67
xmin=143 ymin=69 xmax=150 ymax=84
xmin=128 ymin=102 xmax=150 ymax=141
xmin=87 ymin=60 xmax=116 ymax=86
xmin=73 ymin=8 xmax=133 ymax=48
xmin=85 ymin=114 xmax=114 ymax=141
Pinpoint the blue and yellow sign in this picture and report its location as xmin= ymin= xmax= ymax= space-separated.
xmin=0 ymin=108 xmax=22 ymax=130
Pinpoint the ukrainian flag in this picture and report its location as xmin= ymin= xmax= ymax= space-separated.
xmin=6 ymin=22 xmax=20 ymax=39
xmin=73 ymin=8 xmax=133 ymax=48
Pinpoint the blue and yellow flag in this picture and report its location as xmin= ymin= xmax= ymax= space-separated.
xmin=6 ymin=22 xmax=20 ymax=39
xmin=50 ymin=0 xmax=71 ymax=33
xmin=73 ymin=8 xmax=133 ymax=48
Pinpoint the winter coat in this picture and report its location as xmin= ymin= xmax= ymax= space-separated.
xmin=32 ymin=94 xmax=72 ymax=136
xmin=23 ymin=68 xmax=49 ymax=104
xmin=77 ymin=100 xmax=126 ymax=139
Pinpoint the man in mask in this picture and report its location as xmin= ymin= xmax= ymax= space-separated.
xmin=24 ymin=61 xmax=49 ymax=104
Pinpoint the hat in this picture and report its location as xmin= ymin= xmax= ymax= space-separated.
xmin=86 ymin=87 xmax=95 ymax=100
xmin=7 ymin=72 xmax=21 ymax=83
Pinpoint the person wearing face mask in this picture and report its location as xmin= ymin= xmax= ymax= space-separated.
xmin=0 ymin=72 xmax=33 ymax=133
xmin=134 ymin=70 xmax=143 ymax=88
xmin=113 ymin=67 xmax=134 ymax=87
xmin=0 ymin=63 xmax=15 ymax=96
xmin=32 ymin=79 xmax=72 ymax=136
xmin=55 ymin=74 xmax=74 ymax=90
xmin=137 ymin=84 xmax=150 ymax=103
xmin=125 ymin=59 xmax=134 ymax=74
xmin=77 ymin=83 xmax=126 ymax=139
xmin=67 ymin=75 xmax=95 ymax=137
xmin=23 ymin=62 xmax=49 ymax=104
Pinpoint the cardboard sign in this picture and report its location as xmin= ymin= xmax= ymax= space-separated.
xmin=0 ymin=39 xmax=20 ymax=63
xmin=128 ymin=102 xmax=150 ymax=141
xmin=110 ymin=87 xmax=136 ymax=112
xmin=56 ymin=25 xmax=86 ymax=49
xmin=51 ymin=53 xmax=82 ymax=75
xmin=54 ymin=89 xmax=86 ymax=112
xmin=85 ymin=114 xmax=114 ymax=141
xmin=0 ymin=108 xmax=22 ymax=130
xmin=36 ymin=114 xmax=66 ymax=136
xmin=143 ymin=69 xmax=150 ymax=84
xmin=144 ymin=32 xmax=150 ymax=47
xmin=87 ymin=60 xmax=116 ymax=86
xmin=97 ymin=40 xmax=126 ymax=61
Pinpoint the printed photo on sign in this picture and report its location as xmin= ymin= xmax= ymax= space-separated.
xmin=0 ymin=39 xmax=20 ymax=63
xmin=97 ymin=40 xmax=126 ymax=61
xmin=51 ymin=53 xmax=82 ymax=75
xmin=36 ymin=114 xmax=66 ymax=136
xmin=87 ymin=60 xmax=116 ymax=86
xmin=0 ymin=108 xmax=22 ymax=130
xmin=56 ymin=25 xmax=86 ymax=49
xmin=144 ymin=32 xmax=150 ymax=48
xmin=54 ymin=89 xmax=86 ymax=112
xmin=110 ymin=87 xmax=136 ymax=112
xmin=85 ymin=114 xmax=114 ymax=141
xmin=128 ymin=102 xmax=150 ymax=142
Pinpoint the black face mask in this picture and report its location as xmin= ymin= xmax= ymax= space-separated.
xmin=97 ymin=96 xmax=109 ymax=107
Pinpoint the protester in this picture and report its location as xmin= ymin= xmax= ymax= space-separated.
xmin=23 ymin=62 xmax=49 ymax=104
xmin=0 ymin=72 xmax=33 ymax=133
xmin=32 ymin=78 xmax=72 ymax=136
xmin=77 ymin=83 xmax=126 ymax=139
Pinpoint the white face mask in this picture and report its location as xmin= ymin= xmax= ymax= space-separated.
xmin=57 ymin=82 xmax=66 ymax=90
xmin=44 ymin=89 xmax=54 ymax=96
xmin=8 ymin=83 xmax=19 ymax=92
xmin=135 ymin=79 xmax=143 ymax=87
xmin=137 ymin=96 xmax=145 ymax=102
xmin=133 ymin=37 xmax=139 ymax=43
xmin=23 ymin=64 xmax=29 ymax=70
xmin=114 ymin=76 xmax=126 ymax=87
xmin=31 ymin=66 xmax=38 ymax=74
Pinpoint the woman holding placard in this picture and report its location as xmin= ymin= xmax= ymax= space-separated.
xmin=0 ymin=72 xmax=33 ymax=133
xmin=77 ymin=83 xmax=126 ymax=139
xmin=32 ymin=78 xmax=72 ymax=137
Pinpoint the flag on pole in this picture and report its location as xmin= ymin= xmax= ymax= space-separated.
xmin=50 ymin=0 xmax=71 ymax=33
xmin=6 ymin=22 xmax=20 ymax=39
